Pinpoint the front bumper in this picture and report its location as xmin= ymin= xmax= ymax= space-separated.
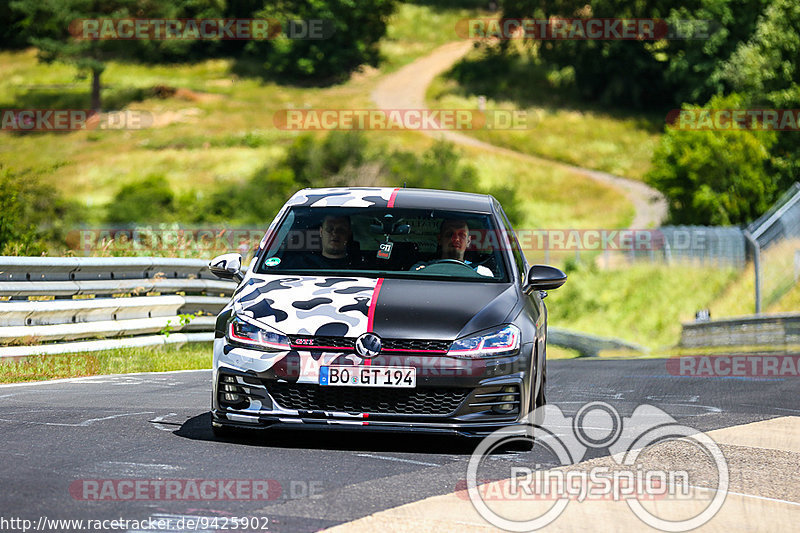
xmin=212 ymin=339 xmax=536 ymax=438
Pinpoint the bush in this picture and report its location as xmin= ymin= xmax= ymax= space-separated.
xmin=385 ymin=139 xmax=522 ymax=223
xmin=240 ymin=0 xmax=397 ymax=83
xmin=0 ymin=166 xmax=84 ymax=255
xmin=646 ymin=94 xmax=777 ymax=225
xmin=103 ymin=132 xmax=522 ymax=227
xmin=105 ymin=175 xmax=176 ymax=224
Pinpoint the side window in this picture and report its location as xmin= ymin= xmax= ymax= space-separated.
xmin=496 ymin=204 xmax=527 ymax=281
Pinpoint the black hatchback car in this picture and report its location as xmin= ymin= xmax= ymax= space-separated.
xmin=208 ymin=187 xmax=566 ymax=438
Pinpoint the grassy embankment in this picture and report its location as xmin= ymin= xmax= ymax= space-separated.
xmin=0 ymin=344 xmax=210 ymax=383
xmin=425 ymin=45 xmax=662 ymax=181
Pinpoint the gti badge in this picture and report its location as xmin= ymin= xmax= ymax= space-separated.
xmin=354 ymin=333 xmax=382 ymax=358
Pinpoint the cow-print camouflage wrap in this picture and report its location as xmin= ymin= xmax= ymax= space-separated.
xmin=214 ymin=273 xmax=379 ymax=417
xmin=286 ymin=187 xmax=396 ymax=208
xmin=233 ymin=275 xmax=376 ymax=336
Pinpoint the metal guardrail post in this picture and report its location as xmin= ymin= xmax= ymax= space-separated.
xmin=743 ymin=231 xmax=762 ymax=314
xmin=795 ymin=250 xmax=800 ymax=284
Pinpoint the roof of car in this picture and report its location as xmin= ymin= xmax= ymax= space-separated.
xmin=287 ymin=187 xmax=495 ymax=212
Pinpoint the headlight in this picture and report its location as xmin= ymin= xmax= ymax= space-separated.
xmin=227 ymin=316 xmax=290 ymax=351
xmin=447 ymin=324 xmax=521 ymax=359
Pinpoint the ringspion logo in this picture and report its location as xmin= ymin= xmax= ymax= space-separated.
xmin=466 ymin=402 xmax=728 ymax=531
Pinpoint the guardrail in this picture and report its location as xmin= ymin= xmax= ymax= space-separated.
xmin=680 ymin=313 xmax=800 ymax=349
xmin=548 ymin=327 xmax=646 ymax=357
xmin=0 ymin=257 xmax=237 ymax=357
xmin=1 ymin=256 xmax=647 ymax=359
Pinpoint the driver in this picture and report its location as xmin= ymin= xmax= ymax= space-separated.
xmin=412 ymin=219 xmax=493 ymax=276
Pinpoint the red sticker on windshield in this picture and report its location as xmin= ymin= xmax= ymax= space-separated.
xmin=376 ymin=242 xmax=393 ymax=260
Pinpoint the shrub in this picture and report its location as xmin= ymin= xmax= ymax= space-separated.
xmin=646 ymin=94 xmax=777 ymax=225
xmin=0 ymin=166 xmax=83 ymax=255
xmin=105 ymin=175 xmax=176 ymax=224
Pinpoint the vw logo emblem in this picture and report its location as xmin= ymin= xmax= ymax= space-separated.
xmin=355 ymin=333 xmax=382 ymax=358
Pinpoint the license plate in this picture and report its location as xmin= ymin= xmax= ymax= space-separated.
xmin=319 ymin=366 xmax=416 ymax=388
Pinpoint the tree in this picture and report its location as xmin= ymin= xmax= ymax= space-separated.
xmin=242 ymin=0 xmax=397 ymax=83
xmin=646 ymin=94 xmax=777 ymax=225
xmin=713 ymin=0 xmax=800 ymax=191
xmin=0 ymin=2 xmax=29 ymax=49
xmin=498 ymin=0 xmax=765 ymax=108
xmin=10 ymin=0 xmax=224 ymax=110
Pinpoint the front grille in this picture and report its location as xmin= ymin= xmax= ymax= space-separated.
xmin=267 ymin=382 xmax=470 ymax=415
xmin=288 ymin=336 xmax=451 ymax=353
xmin=383 ymin=339 xmax=450 ymax=352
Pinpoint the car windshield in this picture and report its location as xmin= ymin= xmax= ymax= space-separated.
xmin=255 ymin=206 xmax=511 ymax=282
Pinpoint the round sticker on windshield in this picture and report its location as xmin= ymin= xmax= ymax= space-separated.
xmin=264 ymin=257 xmax=281 ymax=267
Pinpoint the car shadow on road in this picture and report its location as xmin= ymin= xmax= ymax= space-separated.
xmin=175 ymin=412 xmax=483 ymax=455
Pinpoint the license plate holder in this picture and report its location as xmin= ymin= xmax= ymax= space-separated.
xmin=319 ymin=366 xmax=416 ymax=388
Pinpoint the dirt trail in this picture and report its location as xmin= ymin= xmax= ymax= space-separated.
xmin=371 ymin=41 xmax=667 ymax=229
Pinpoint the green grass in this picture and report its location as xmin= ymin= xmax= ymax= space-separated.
xmin=0 ymin=343 xmax=211 ymax=383
xmin=379 ymin=3 xmax=487 ymax=72
xmin=546 ymin=345 xmax=582 ymax=360
xmin=468 ymin=148 xmax=633 ymax=229
xmin=709 ymin=239 xmax=800 ymax=318
xmin=546 ymin=262 xmax=739 ymax=349
xmin=770 ymin=282 xmax=800 ymax=314
xmin=426 ymin=49 xmax=663 ymax=181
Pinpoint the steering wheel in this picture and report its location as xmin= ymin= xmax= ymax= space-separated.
xmin=416 ymin=259 xmax=481 ymax=275
xmin=431 ymin=259 xmax=472 ymax=267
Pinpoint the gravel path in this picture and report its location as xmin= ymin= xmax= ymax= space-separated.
xmin=372 ymin=41 xmax=667 ymax=229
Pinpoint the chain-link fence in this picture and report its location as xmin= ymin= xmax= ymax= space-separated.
xmin=540 ymin=225 xmax=748 ymax=269
xmin=537 ymin=183 xmax=800 ymax=316
xmin=641 ymin=226 xmax=746 ymax=268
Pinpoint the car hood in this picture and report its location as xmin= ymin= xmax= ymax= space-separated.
xmin=232 ymin=274 xmax=518 ymax=340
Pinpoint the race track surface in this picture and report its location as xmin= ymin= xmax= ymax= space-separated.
xmin=1 ymin=358 xmax=797 ymax=532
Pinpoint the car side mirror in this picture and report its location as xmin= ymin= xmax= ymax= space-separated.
xmin=524 ymin=264 xmax=567 ymax=293
xmin=209 ymin=253 xmax=244 ymax=283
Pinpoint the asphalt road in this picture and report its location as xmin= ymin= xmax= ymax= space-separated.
xmin=1 ymin=358 xmax=797 ymax=532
